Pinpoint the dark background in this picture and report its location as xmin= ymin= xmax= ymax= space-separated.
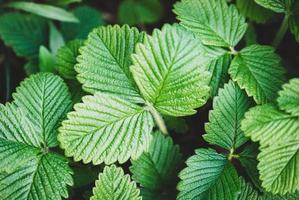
xmin=0 ymin=0 xmax=299 ymax=199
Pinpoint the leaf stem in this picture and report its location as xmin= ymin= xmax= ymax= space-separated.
xmin=229 ymin=46 xmax=238 ymax=55
xmin=146 ymin=101 xmax=168 ymax=135
xmin=272 ymin=15 xmax=289 ymax=49
xmin=228 ymin=148 xmax=239 ymax=161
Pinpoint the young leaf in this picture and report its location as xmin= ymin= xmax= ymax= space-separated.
xmin=58 ymin=92 xmax=154 ymax=165
xmin=204 ymin=81 xmax=252 ymax=150
xmin=130 ymin=132 xmax=182 ymax=196
xmin=76 ymin=25 xmax=144 ymax=103
xmin=118 ymin=0 xmax=162 ymax=25
xmin=49 ymin=22 xmax=65 ymax=55
xmin=255 ymin=0 xmax=294 ymax=13
xmin=131 ymin=24 xmax=211 ymax=116
xmin=0 ymin=13 xmax=47 ymax=58
xmin=237 ymin=0 xmax=273 ymax=23
xmin=289 ymin=14 xmax=299 ymax=43
xmin=6 ymin=1 xmax=79 ymax=22
xmin=56 ymin=39 xmax=84 ymax=80
xmin=277 ymin=78 xmax=299 ymax=117
xmin=0 ymin=73 xmax=73 ymax=200
xmin=177 ymin=148 xmax=240 ymax=200
xmin=38 ymin=46 xmax=56 ymax=73
xmin=241 ymin=104 xmax=299 ymax=147
xmin=61 ymin=6 xmax=104 ymax=40
xmin=229 ymin=45 xmax=285 ymax=104
xmin=174 ymin=0 xmax=247 ymax=47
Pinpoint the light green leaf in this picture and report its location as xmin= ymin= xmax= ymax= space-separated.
xmin=254 ymin=0 xmax=294 ymax=13
xmin=130 ymin=132 xmax=182 ymax=195
xmin=131 ymin=24 xmax=210 ymax=116
xmin=237 ymin=0 xmax=273 ymax=23
xmin=241 ymin=104 xmax=299 ymax=147
xmin=204 ymin=81 xmax=252 ymax=150
xmin=7 ymin=1 xmax=79 ymax=22
xmin=61 ymin=6 xmax=104 ymax=40
xmin=51 ymin=0 xmax=82 ymax=6
xmin=0 ymin=13 xmax=47 ymax=58
xmin=277 ymin=78 xmax=299 ymax=116
xmin=58 ymin=92 xmax=154 ymax=165
xmin=91 ymin=165 xmax=142 ymax=200
xmin=177 ymin=148 xmax=240 ymax=200
xmin=56 ymin=39 xmax=84 ymax=80
xmin=174 ymin=0 xmax=247 ymax=47
xmin=38 ymin=46 xmax=56 ymax=73
xmin=0 ymin=153 xmax=73 ymax=200
xmin=118 ymin=0 xmax=162 ymax=25
xmin=49 ymin=22 xmax=65 ymax=55
xmin=13 ymin=73 xmax=72 ymax=147
xmin=229 ymin=45 xmax=285 ymax=104
xmin=258 ymin=139 xmax=299 ymax=194
xmin=238 ymin=178 xmax=265 ymax=200
xmin=76 ymin=25 xmax=144 ymax=103
xmin=0 ymin=73 xmax=73 ymax=200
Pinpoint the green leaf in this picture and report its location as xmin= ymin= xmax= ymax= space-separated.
xmin=38 ymin=46 xmax=56 ymax=73
xmin=258 ymin=139 xmax=299 ymax=194
xmin=204 ymin=81 xmax=252 ymax=150
xmin=0 ymin=153 xmax=73 ymax=200
xmin=131 ymin=24 xmax=210 ymax=116
xmin=58 ymin=92 xmax=154 ymax=165
xmin=56 ymin=39 xmax=84 ymax=80
xmin=118 ymin=0 xmax=162 ymax=25
xmin=241 ymin=104 xmax=299 ymax=147
xmin=174 ymin=0 xmax=247 ymax=47
xmin=244 ymin=24 xmax=258 ymax=45
xmin=239 ymin=144 xmax=262 ymax=190
xmin=130 ymin=132 xmax=182 ymax=195
xmin=0 ymin=73 xmax=73 ymax=200
xmin=61 ymin=6 xmax=104 ymax=40
xmin=277 ymin=78 xmax=299 ymax=116
xmin=49 ymin=22 xmax=65 ymax=55
xmin=237 ymin=0 xmax=273 ymax=23
xmin=91 ymin=165 xmax=142 ymax=200
xmin=7 ymin=1 xmax=79 ymax=22
xmin=254 ymin=0 xmax=294 ymax=13
xmin=164 ymin=116 xmax=189 ymax=134
xmin=177 ymin=148 xmax=240 ymax=200
xmin=238 ymin=178 xmax=265 ymax=200
xmin=24 ymin=59 xmax=39 ymax=75
xmin=76 ymin=25 xmax=144 ymax=103
xmin=13 ymin=73 xmax=72 ymax=147
xmin=51 ymin=0 xmax=82 ymax=6
xmin=0 ymin=13 xmax=47 ymax=58
xmin=229 ymin=45 xmax=285 ymax=104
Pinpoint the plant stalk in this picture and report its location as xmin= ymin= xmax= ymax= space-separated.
xmin=228 ymin=148 xmax=239 ymax=161
xmin=4 ymin=61 xmax=11 ymax=102
xmin=146 ymin=101 xmax=168 ymax=135
xmin=272 ymin=15 xmax=289 ymax=49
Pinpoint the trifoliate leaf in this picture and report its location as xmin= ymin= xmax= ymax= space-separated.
xmin=241 ymin=104 xmax=299 ymax=147
xmin=56 ymin=39 xmax=84 ymax=80
xmin=229 ymin=45 xmax=285 ymax=104
xmin=49 ymin=22 xmax=65 ymax=55
xmin=258 ymin=139 xmax=299 ymax=194
xmin=0 ymin=153 xmax=73 ymax=200
xmin=0 ymin=73 xmax=73 ymax=200
xmin=204 ymin=81 xmax=252 ymax=150
xmin=118 ymin=0 xmax=162 ymax=25
xmin=207 ymin=53 xmax=231 ymax=97
xmin=237 ymin=0 xmax=273 ymax=23
xmin=130 ymin=132 xmax=182 ymax=197
xmin=177 ymin=148 xmax=240 ymax=200
xmin=38 ymin=46 xmax=56 ymax=73
xmin=174 ymin=0 xmax=247 ymax=47
xmin=7 ymin=1 xmax=79 ymax=22
xmin=277 ymin=78 xmax=299 ymax=116
xmin=0 ymin=13 xmax=47 ymax=58
xmin=58 ymin=92 xmax=154 ymax=165
xmin=91 ymin=165 xmax=142 ymax=200
xmin=239 ymin=144 xmax=262 ymax=190
xmin=61 ymin=6 xmax=104 ymax=40
xmin=255 ymin=0 xmax=294 ymax=13
xmin=76 ymin=25 xmax=144 ymax=103
xmin=131 ymin=24 xmax=210 ymax=116
xmin=13 ymin=73 xmax=72 ymax=147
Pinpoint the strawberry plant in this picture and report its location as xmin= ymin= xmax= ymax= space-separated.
xmin=0 ymin=0 xmax=298 ymax=199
